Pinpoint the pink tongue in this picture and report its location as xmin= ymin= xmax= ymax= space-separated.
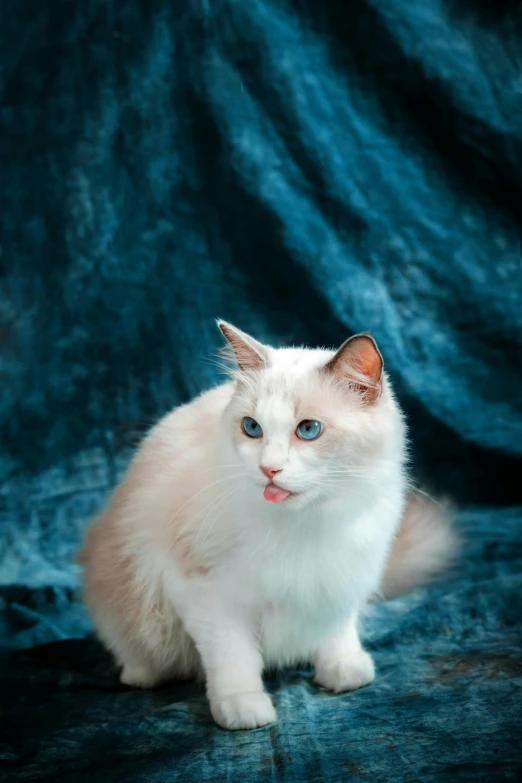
xmin=264 ymin=484 xmax=291 ymax=503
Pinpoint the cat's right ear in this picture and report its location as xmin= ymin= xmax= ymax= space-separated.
xmin=324 ymin=333 xmax=383 ymax=403
xmin=217 ymin=321 xmax=268 ymax=372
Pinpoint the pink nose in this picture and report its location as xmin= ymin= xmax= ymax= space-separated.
xmin=260 ymin=465 xmax=281 ymax=480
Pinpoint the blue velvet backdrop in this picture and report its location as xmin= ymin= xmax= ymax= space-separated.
xmin=1 ymin=0 xmax=521 ymax=780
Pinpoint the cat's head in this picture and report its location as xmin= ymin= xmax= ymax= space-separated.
xmin=219 ymin=321 xmax=405 ymax=511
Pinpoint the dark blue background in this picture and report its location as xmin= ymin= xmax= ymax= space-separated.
xmin=1 ymin=1 xmax=521 ymax=780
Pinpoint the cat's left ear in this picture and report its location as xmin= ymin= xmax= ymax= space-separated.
xmin=324 ymin=334 xmax=383 ymax=403
xmin=217 ymin=321 xmax=268 ymax=371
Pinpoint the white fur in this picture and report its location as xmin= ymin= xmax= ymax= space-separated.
xmin=80 ymin=325 xmax=456 ymax=730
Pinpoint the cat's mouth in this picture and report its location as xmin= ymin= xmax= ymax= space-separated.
xmin=263 ymin=482 xmax=293 ymax=503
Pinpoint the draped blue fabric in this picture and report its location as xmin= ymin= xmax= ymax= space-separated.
xmin=1 ymin=0 xmax=521 ymax=779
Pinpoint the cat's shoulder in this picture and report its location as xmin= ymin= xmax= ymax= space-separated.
xmin=154 ymin=382 xmax=235 ymax=436
xmin=133 ymin=382 xmax=235 ymax=463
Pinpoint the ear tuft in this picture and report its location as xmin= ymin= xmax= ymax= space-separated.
xmin=217 ymin=320 xmax=267 ymax=372
xmin=324 ymin=333 xmax=383 ymax=403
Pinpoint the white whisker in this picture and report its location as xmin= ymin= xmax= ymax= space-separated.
xmin=199 ymin=483 xmax=243 ymax=549
xmin=166 ymin=473 xmax=245 ymax=547
xmin=194 ymin=482 xmax=242 ymax=550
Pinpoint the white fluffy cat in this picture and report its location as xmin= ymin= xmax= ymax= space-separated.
xmin=80 ymin=322 xmax=456 ymax=730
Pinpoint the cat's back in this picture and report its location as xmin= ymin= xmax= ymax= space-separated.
xmin=117 ymin=380 xmax=236 ymax=513
xmin=81 ymin=382 xmax=235 ymax=560
xmin=145 ymin=381 xmax=235 ymax=460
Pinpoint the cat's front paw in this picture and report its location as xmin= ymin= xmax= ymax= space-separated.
xmin=314 ymin=650 xmax=375 ymax=693
xmin=210 ymin=691 xmax=277 ymax=731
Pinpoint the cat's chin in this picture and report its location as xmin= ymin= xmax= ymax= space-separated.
xmin=249 ymin=482 xmax=310 ymax=510
xmin=267 ymin=488 xmax=321 ymax=512
xmin=281 ymin=492 xmax=311 ymax=510
xmin=248 ymin=478 xmax=326 ymax=511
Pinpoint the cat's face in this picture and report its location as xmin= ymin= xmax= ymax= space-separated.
xmin=220 ymin=322 xmax=400 ymax=511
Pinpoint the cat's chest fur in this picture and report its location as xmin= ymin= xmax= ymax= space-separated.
xmin=228 ymin=509 xmax=393 ymax=665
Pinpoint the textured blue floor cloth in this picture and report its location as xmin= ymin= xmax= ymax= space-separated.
xmin=1 ymin=0 xmax=521 ymax=780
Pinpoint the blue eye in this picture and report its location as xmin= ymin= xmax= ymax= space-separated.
xmin=296 ymin=420 xmax=323 ymax=440
xmin=242 ymin=417 xmax=263 ymax=438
